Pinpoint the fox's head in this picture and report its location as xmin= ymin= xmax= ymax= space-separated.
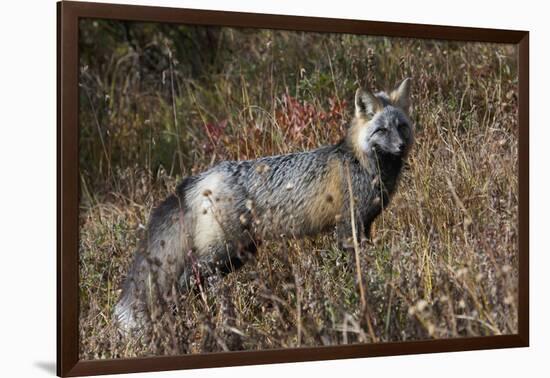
xmin=347 ymin=78 xmax=413 ymax=165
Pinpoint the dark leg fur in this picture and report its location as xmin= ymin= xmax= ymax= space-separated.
xmin=178 ymin=241 xmax=257 ymax=291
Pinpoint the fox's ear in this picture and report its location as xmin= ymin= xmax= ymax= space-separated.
xmin=355 ymin=89 xmax=381 ymax=119
xmin=390 ymin=78 xmax=411 ymax=113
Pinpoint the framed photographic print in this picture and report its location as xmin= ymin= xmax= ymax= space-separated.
xmin=57 ymin=1 xmax=529 ymax=376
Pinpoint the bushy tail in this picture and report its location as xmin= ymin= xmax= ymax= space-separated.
xmin=113 ymin=177 xmax=197 ymax=334
xmin=114 ymin=248 xmax=148 ymax=333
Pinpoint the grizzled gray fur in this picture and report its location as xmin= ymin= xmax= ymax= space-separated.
xmin=115 ymin=78 xmax=414 ymax=332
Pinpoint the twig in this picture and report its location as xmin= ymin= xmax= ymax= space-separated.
xmin=455 ymin=315 xmax=501 ymax=335
xmin=168 ymin=49 xmax=185 ymax=173
xmin=81 ymin=84 xmax=111 ymax=177
xmin=344 ymin=161 xmax=378 ymax=342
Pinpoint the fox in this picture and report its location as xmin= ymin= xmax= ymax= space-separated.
xmin=115 ymin=78 xmax=413 ymax=332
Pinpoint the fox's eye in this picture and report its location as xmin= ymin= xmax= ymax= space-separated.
xmin=373 ymin=128 xmax=386 ymax=135
xmin=398 ymin=123 xmax=409 ymax=137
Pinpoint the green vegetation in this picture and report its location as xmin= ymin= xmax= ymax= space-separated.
xmin=78 ymin=19 xmax=518 ymax=359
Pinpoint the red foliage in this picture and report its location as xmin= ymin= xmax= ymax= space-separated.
xmin=202 ymin=119 xmax=228 ymax=152
xmin=275 ymin=92 xmax=347 ymax=141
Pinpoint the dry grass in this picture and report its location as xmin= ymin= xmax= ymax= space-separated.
xmin=78 ymin=20 xmax=518 ymax=359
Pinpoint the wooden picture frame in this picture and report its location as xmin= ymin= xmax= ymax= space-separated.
xmin=57 ymin=1 xmax=529 ymax=376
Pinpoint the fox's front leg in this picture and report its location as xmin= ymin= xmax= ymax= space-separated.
xmin=363 ymin=197 xmax=385 ymax=243
xmin=335 ymin=200 xmax=365 ymax=251
xmin=364 ymin=220 xmax=374 ymax=241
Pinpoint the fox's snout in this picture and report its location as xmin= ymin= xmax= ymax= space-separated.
xmin=396 ymin=142 xmax=406 ymax=154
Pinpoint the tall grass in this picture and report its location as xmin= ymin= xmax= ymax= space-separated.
xmin=78 ymin=20 xmax=518 ymax=359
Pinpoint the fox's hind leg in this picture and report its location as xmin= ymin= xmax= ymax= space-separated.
xmin=179 ymin=166 xmax=255 ymax=290
xmin=179 ymin=237 xmax=257 ymax=291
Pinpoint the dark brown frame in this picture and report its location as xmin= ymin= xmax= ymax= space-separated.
xmin=57 ymin=1 xmax=529 ymax=376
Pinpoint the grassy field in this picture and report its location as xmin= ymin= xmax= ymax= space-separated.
xmin=78 ymin=20 xmax=519 ymax=359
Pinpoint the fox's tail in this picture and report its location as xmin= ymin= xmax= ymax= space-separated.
xmin=113 ymin=177 xmax=199 ymax=333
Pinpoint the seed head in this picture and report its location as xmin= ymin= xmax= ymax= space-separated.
xmin=415 ymin=299 xmax=428 ymax=312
